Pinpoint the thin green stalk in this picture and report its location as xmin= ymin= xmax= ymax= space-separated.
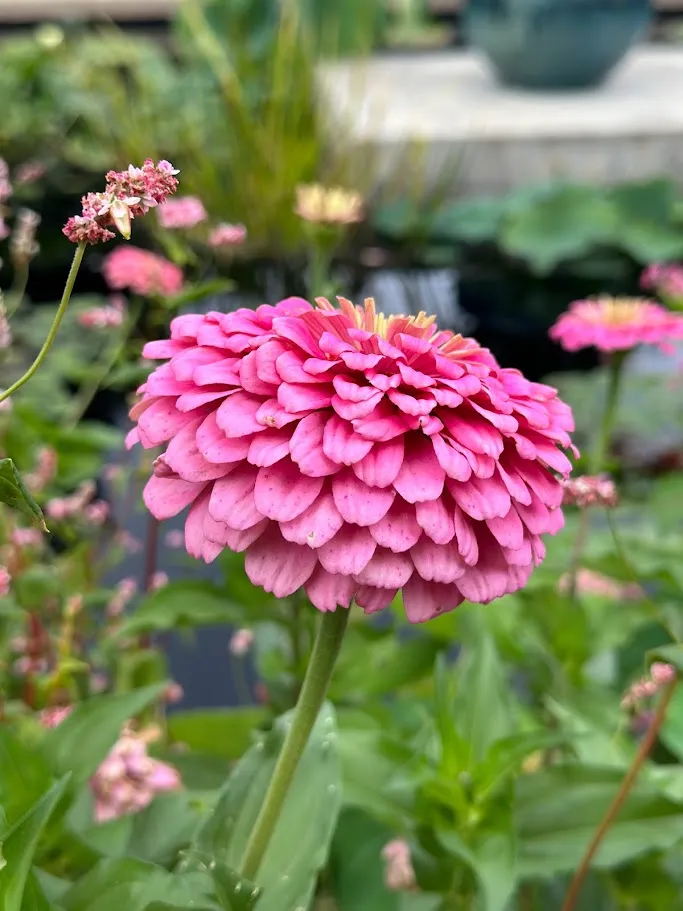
xmin=68 ymin=300 xmax=141 ymax=428
xmin=567 ymin=351 xmax=628 ymax=597
xmin=309 ymin=242 xmax=333 ymax=298
xmin=239 ymin=607 xmax=350 ymax=881
xmin=0 ymin=242 xmax=86 ymax=403
xmin=5 ymin=259 xmax=30 ymax=317
xmin=590 ymin=350 xmax=627 ymax=475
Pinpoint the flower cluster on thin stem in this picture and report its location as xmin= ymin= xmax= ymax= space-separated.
xmin=561 ymin=474 xmax=618 ymax=509
xmin=63 ymin=159 xmax=179 ymax=245
xmin=621 ymin=661 xmax=676 ymax=710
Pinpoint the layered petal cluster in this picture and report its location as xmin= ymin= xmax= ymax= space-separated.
xmin=129 ymin=297 xmax=575 ymax=622
xmin=550 ymin=296 xmax=683 ymax=353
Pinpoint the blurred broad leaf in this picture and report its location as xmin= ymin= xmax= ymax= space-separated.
xmin=0 ymin=458 xmax=47 ymax=529
xmin=499 ymin=184 xmax=618 ymax=274
xmin=168 ymin=707 xmax=268 ymax=760
xmin=0 ymin=775 xmax=70 ymax=911
xmin=329 ymin=807 xmax=401 ymax=911
xmin=516 ymin=764 xmax=683 ymax=876
xmin=0 ymin=726 xmax=53 ymax=825
xmin=113 ymin=583 xmax=240 ymax=639
xmin=186 ymin=702 xmax=342 ymax=911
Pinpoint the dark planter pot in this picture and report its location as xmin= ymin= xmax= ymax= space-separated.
xmin=464 ymin=0 xmax=651 ymax=90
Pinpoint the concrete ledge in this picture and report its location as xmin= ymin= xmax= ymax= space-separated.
xmin=320 ymin=46 xmax=683 ymax=196
xmin=0 ymin=0 xmax=177 ymax=21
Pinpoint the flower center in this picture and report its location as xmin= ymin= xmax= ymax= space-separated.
xmin=589 ymin=296 xmax=649 ymax=325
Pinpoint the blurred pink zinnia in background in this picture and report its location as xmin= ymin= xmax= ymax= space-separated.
xmin=157 ymin=195 xmax=207 ymax=230
xmin=128 ymin=297 xmax=575 ymax=622
xmin=550 ymin=296 xmax=683 ymax=353
xmin=103 ymin=245 xmax=184 ymax=298
xmin=208 ymin=223 xmax=247 ymax=248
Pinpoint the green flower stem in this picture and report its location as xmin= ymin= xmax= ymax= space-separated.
xmin=589 ymin=350 xmax=628 ymax=475
xmin=239 ymin=607 xmax=350 ymax=882
xmin=0 ymin=242 xmax=86 ymax=403
xmin=5 ymin=259 xmax=30 ymax=317
xmin=567 ymin=350 xmax=628 ymax=599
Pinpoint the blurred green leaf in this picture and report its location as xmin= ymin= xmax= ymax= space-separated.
xmin=187 ymin=702 xmax=342 ymax=911
xmin=0 ymin=458 xmax=47 ymax=529
xmin=329 ymin=807 xmax=400 ymax=911
xmin=500 ymin=184 xmax=617 ymax=274
xmin=114 ymin=583 xmax=240 ymax=639
xmin=516 ymin=764 xmax=683 ymax=876
xmin=60 ymin=858 xmax=216 ymax=911
xmin=0 ymin=775 xmax=70 ymax=911
xmin=168 ymin=707 xmax=268 ymax=760
xmin=0 ymin=726 xmax=53 ymax=825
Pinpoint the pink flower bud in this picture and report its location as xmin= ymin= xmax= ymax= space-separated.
xmin=0 ymin=566 xmax=11 ymax=596
xmin=229 ymin=628 xmax=254 ymax=656
xmin=208 ymin=223 xmax=247 ymax=248
xmin=651 ymin=662 xmax=676 ymax=685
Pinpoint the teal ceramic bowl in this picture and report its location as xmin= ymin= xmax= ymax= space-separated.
xmin=464 ymin=0 xmax=652 ymax=90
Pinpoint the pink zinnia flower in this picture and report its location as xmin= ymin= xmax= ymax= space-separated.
xmin=208 ymin=223 xmax=247 ymax=248
xmin=157 ymin=196 xmax=207 ymax=230
xmin=127 ymin=297 xmax=574 ymax=622
xmin=103 ymin=246 xmax=184 ymax=298
xmin=550 ymin=296 xmax=683 ymax=353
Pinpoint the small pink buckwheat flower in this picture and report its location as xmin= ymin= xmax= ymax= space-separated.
xmin=382 ymin=839 xmax=417 ymax=892
xmin=90 ymin=725 xmax=181 ymax=823
xmin=40 ymin=705 xmax=72 ymax=728
xmin=0 ymin=158 xmax=12 ymax=204
xmin=15 ymin=161 xmax=45 ymax=185
xmin=561 ymin=474 xmax=618 ymax=509
xmin=157 ymin=196 xmax=207 ymax=230
xmin=63 ymin=159 xmax=179 ymax=245
xmin=78 ymin=295 xmax=126 ymax=330
xmin=0 ymin=566 xmax=11 ymax=596
xmin=103 ymin=246 xmax=183 ymax=297
xmin=621 ymin=662 xmax=676 ymax=710
xmin=106 ymin=578 xmax=137 ymax=618
xmin=208 ymin=223 xmax=247 ymax=248
xmin=164 ymin=529 xmax=185 ymax=549
xmin=550 ymin=296 xmax=683 ymax=353
xmin=12 ymin=527 xmax=43 ymax=549
xmin=150 ymin=571 xmax=169 ymax=591
xmin=229 ymin=628 xmax=254 ymax=656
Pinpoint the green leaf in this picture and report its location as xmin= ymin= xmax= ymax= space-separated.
xmin=0 ymin=726 xmax=53 ymax=824
xmin=114 ymin=582 xmax=239 ymax=639
xmin=0 ymin=457 xmax=47 ymax=529
xmin=332 ymin=634 xmax=442 ymax=700
xmin=188 ymin=702 xmax=343 ymax=911
xmin=516 ymin=764 xmax=683 ymax=876
xmin=608 ymin=179 xmax=683 ymax=263
xmin=43 ymin=683 xmax=167 ymax=782
xmin=430 ymin=197 xmax=504 ymax=244
xmin=60 ymin=858 xmax=216 ymax=911
xmin=500 ymin=184 xmax=617 ymax=274
xmin=452 ymin=627 xmax=513 ymax=765
xmin=126 ymin=792 xmax=208 ymax=866
xmin=0 ymin=775 xmax=70 ymax=911
xmin=168 ymin=707 xmax=268 ymax=760
xmin=329 ymin=807 xmax=400 ymax=911
xmin=438 ymin=820 xmax=517 ymax=911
